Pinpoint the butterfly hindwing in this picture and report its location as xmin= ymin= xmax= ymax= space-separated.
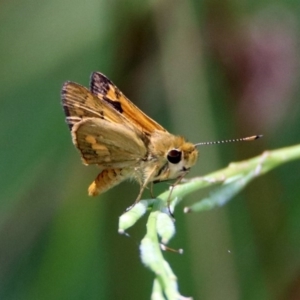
xmin=72 ymin=118 xmax=148 ymax=166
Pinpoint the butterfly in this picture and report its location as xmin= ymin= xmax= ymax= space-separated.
xmin=61 ymin=72 xmax=261 ymax=206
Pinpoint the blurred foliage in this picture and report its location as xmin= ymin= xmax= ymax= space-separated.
xmin=1 ymin=0 xmax=300 ymax=299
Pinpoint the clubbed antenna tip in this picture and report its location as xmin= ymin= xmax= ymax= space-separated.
xmin=194 ymin=135 xmax=263 ymax=147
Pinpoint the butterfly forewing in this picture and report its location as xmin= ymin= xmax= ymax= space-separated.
xmin=90 ymin=72 xmax=167 ymax=134
xmin=62 ymin=82 xmax=131 ymax=130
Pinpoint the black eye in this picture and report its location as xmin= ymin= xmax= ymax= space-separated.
xmin=167 ymin=149 xmax=182 ymax=164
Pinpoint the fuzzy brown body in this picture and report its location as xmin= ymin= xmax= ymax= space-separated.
xmin=61 ymin=72 xmax=198 ymax=202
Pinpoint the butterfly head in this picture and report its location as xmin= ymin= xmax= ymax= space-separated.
xmin=150 ymin=133 xmax=198 ymax=182
xmin=160 ymin=141 xmax=198 ymax=181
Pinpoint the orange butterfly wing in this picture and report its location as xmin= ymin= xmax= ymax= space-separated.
xmin=90 ymin=72 xmax=167 ymax=134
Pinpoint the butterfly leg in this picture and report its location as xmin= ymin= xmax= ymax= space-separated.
xmin=125 ymin=166 xmax=158 ymax=212
xmin=167 ymin=173 xmax=188 ymax=217
xmin=137 ymin=166 xmax=160 ymax=203
xmin=88 ymin=168 xmax=129 ymax=196
xmin=149 ymin=182 xmax=155 ymax=198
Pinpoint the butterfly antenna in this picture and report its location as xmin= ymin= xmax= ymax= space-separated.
xmin=194 ymin=135 xmax=263 ymax=147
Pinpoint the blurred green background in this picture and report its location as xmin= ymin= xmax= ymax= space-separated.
xmin=1 ymin=0 xmax=300 ymax=299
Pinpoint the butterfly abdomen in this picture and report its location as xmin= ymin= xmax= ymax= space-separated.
xmin=88 ymin=168 xmax=131 ymax=196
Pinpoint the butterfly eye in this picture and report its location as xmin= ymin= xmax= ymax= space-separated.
xmin=167 ymin=149 xmax=182 ymax=164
